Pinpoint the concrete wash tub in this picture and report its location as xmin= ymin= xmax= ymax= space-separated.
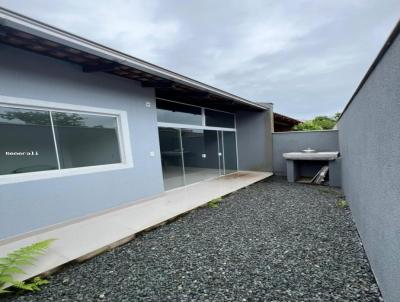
xmin=283 ymin=152 xmax=341 ymax=186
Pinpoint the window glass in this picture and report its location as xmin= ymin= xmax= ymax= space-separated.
xmin=159 ymin=127 xmax=185 ymax=190
xmin=0 ymin=106 xmax=59 ymax=175
xmin=156 ymin=100 xmax=202 ymax=125
xmin=52 ymin=112 xmax=121 ymax=169
xmin=222 ymin=131 xmax=238 ymax=174
xmin=205 ymin=109 xmax=235 ymax=128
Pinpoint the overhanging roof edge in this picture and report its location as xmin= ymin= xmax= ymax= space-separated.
xmin=0 ymin=7 xmax=266 ymax=111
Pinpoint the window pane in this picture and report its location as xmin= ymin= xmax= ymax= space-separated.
xmin=0 ymin=106 xmax=59 ymax=175
xmin=159 ymin=127 xmax=184 ymax=190
xmin=205 ymin=109 xmax=235 ymax=128
xmin=52 ymin=112 xmax=121 ymax=169
xmin=156 ymin=100 xmax=202 ymax=125
xmin=181 ymin=129 xmax=220 ymax=185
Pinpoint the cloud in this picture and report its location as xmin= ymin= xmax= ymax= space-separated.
xmin=1 ymin=0 xmax=399 ymax=118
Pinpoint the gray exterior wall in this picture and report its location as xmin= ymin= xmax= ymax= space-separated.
xmin=0 ymin=44 xmax=164 ymax=239
xmin=236 ymin=109 xmax=273 ymax=172
xmin=272 ymin=130 xmax=339 ymax=176
xmin=337 ymin=31 xmax=400 ymax=302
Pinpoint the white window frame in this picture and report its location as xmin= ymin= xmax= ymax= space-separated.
xmin=0 ymin=95 xmax=133 ymax=185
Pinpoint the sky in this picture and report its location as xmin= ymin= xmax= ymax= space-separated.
xmin=1 ymin=1 xmax=399 ymax=119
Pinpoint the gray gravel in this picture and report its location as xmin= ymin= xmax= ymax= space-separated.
xmin=4 ymin=177 xmax=381 ymax=301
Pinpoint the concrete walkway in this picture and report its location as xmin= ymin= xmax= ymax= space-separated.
xmin=0 ymin=171 xmax=271 ymax=287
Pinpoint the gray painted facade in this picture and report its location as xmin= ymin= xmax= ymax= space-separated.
xmin=236 ymin=109 xmax=273 ymax=172
xmin=0 ymin=44 xmax=164 ymax=239
xmin=0 ymin=44 xmax=272 ymax=240
xmin=337 ymin=29 xmax=400 ymax=302
xmin=272 ymin=130 xmax=339 ymax=176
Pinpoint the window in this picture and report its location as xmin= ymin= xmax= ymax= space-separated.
xmin=156 ymin=100 xmax=202 ymax=125
xmin=0 ymin=104 xmax=124 ymax=177
xmin=0 ymin=106 xmax=59 ymax=175
xmin=53 ymin=112 xmax=121 ymax=169
xmin=156 ymin=99 xmax=236 ymax=130
xmin=205 ymin=109 xmax=235 ymax=128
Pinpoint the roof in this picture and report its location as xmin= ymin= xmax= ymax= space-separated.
xmin=0 ymin=7 xmax=267 ymax=112
xmin=273 ymin=112 xmax=301 ymax=125
xmin=338 ymin=18 xmax=400 ymax=120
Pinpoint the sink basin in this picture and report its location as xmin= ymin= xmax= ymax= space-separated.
xmin=283 ymin=151 xmax=339 ymax=160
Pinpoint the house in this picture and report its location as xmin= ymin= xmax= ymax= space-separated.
xmin=1 ymin=7 xmax=399 ymax=302
xmin=0 ymin=8 xmax=273 ymax=241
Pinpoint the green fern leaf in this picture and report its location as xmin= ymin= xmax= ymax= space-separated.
xmin=1 ymin=267 xmax=26 ymax=275
xmin=0 ymin=275 xmax=15 ymax=284
xmin=0 ymin=239 xmax=55 ymax=295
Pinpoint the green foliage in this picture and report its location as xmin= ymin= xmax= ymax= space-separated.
xmin=336 ymin=199 xmax=349 ymax=208
xmin=292 ymin=113 xmax=341 ymax=131
xmin=293 ymin=120 xmax=323 ymax=131
xmin=0 ymin=110 xmax=85 ymax=127
xmin=0 ymin=110 xmax=51 ymax=126
xmin=0 ymin=239 xmax=55 ymax=294
xmin=208 ymin=197 xmax=222 ymax=208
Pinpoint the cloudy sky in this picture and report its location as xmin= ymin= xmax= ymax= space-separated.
xmin=1 ymin=1 xmax=399 ymax=119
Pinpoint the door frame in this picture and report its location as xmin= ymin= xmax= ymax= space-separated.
xmin=158 ymin=126 xmax=239 ymax=189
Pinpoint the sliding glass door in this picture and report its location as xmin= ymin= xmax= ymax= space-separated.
xmin=159 ymin=128 xmax=238 ymax=190
xmin=222 ymin=131 xmax=238 ymax=174
xmin=181 ymin=129 xmax=220 ymax=185
xmin=158 ymin=128 xmax=184 ymax=190
xmin=156 ymin=99 xmax=238 ymax=190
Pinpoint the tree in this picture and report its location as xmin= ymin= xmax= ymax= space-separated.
xmin=292 ymin=113 xmax=340 ymax=131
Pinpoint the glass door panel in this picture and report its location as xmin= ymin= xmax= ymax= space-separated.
xmin=158 ymin=127 xmax=238 ymax=190
xmin=217 ymin=131 xmax=224 ymax=175
xmin=158 ymin=127 xmax=184 ymax=190
xmin=181 ymin=129 xmax=220 ymax=185
xmin=204 ymin=130 xmax=221 ymax=177
xmin=222 ymin=131 xmax=238 ymax=174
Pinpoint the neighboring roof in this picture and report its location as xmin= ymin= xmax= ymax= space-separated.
xmin=338 ymin=18 xmax=400 ymax=120
xmin=256 ymin=102 xmax=300 ymax=127
xmin=0 ymin=7 xmax=266 ymax=112
xmin=273 ymin=112 xmax=301 ymax=125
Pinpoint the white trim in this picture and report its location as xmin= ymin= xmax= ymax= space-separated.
xmin=0 ymin=95 xmax=133 ymax=185
xmin=48 ymin=111 xmax=61 ymax=169
xmin=0 ymin=95 xmax=127 ymax=116
xmin=0 ymin=163 xmax=131 ymax=185
xmin=157 ymin=122 xmax=236 ymax=132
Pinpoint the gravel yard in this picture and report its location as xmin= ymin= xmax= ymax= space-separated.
xmin=4 ymin=177 xmax=381 ymax=302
